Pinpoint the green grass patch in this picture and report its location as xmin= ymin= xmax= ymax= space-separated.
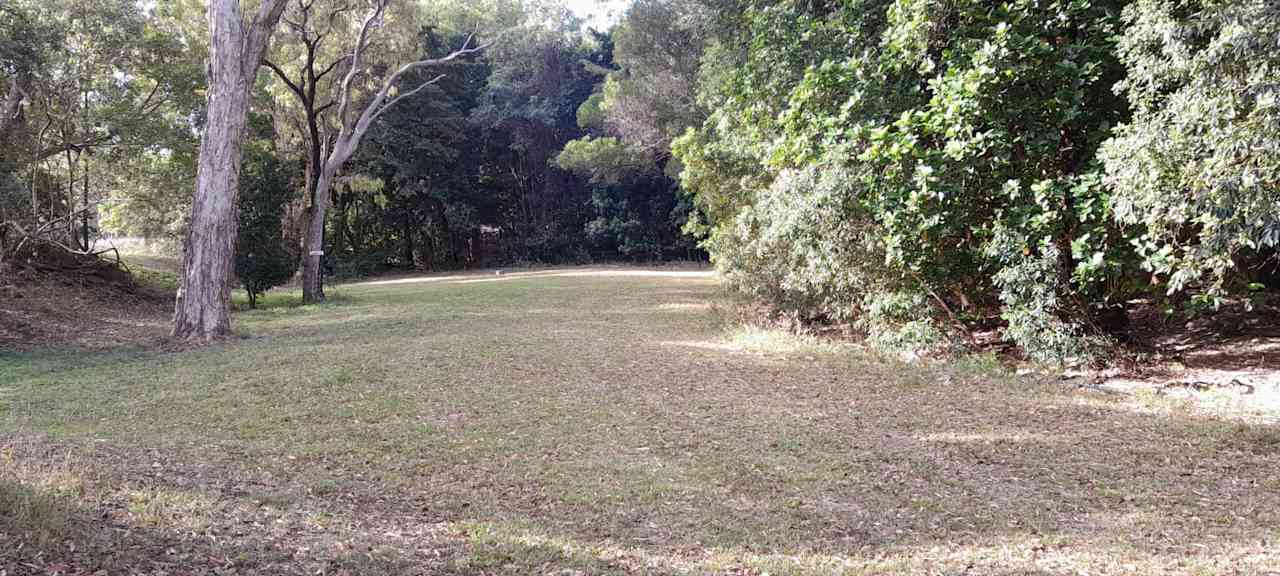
xmin=3 ymin=267 xmax=1279 ymax=574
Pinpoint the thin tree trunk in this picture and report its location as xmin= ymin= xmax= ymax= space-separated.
xmin=403 ymin=213 xmax=415 ymax=268
xmin=64 ymin=145 xmax=76 ymax=249
xmin=31 ymin=119 xmax=48 ymax=221
xmin=82 ymin=91 xmax=90 ymax=251
xmin=0 ymin=77 xmax=27 ymax=139
xmin=173 ymin=0 xmax=287 ymax=341
xmin=300 ymin=163 xmax=336 ymax=302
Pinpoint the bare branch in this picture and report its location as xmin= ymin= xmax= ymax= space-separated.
xmin=350 ymin=34 xmax=491 ymax=139
xmin=242 ymin=0 xmax=290 ymax=80
xmin=334 ymin=0 xmax=389 ymax=133
xmin=314 ymin=54 xmax=352 ymax=83
xmin=262 ymin=59 xmax=306 ymax=100
xmin=366 ymin=74 xmax=446 ymax=125
xmin=135 ymin=81 xmax=163 ymax=113
xmin=281 ymin=16 xmax=305 ymax=34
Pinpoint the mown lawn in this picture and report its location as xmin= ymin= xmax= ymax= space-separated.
xmin=2 ymin=266 xmax=1279 ymax=575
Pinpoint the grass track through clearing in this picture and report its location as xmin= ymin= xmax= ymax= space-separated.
xmin=3 ymin=266 xmax=1279 ymax=574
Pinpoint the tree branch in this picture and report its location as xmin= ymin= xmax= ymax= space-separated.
xmin=367 ymin=74 xmax=445 ymax=125
xmin=0 ymin=78 xmax=27 ymax=135
xmin=334 ymin=0 xmax=388 ymax=134
xmin=351 ymin=33 xmax=490 ymax=139
xmin=242 ymin=0 xmax=290 ymax=81
xmin=314 ymin=54 xmax=352 ymax=83
xmin=262 ymin=59 xmax=306 ymax=100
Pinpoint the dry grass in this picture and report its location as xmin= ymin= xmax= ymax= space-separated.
xmin=2 ymin=265 xmax=1279 ymax=574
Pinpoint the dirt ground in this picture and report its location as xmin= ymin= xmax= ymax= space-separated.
xmin=0 ymin=253 xmax=173 ymax=351
xmin=1068 ymin=303 xmax=1280 ymax=424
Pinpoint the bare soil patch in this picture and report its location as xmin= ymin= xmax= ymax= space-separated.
xmin=1081 ymin=301 xmax=1280 ymax=423
xmin=0 ymin=242 xmax=172 ymax=350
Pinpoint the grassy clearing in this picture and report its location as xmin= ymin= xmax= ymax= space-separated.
xmin=2 ymin=266 xmax=1279 ymax=574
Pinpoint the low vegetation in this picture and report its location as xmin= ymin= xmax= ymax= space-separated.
xmin=3 ymin=269 xmax=1278 ymax=574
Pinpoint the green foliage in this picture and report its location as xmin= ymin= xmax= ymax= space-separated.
xmin=2 ymin=0 xmax=204 ymax=252
xmin=674 ymin=0 xmax=1137 ymax=362
xmin=986 ymin=228 xmax=1110 ymax=363
xmin=99 ymin=149 xmax=197 ymax=241
xmin=235 ymin=122 xmax=299 ymax=309
xmin=1102 ymin=0 xmax=1280 ymax=298
xmin=599 ymin=0 xmax=707 ymax=150
xmin=704 ymin=163 xmax=886 ymax=322
xmin=575 ymin=92 xmax=606 ymax=130
xmin=859 ymin=291 xmax=952 ymax=357
xmin=553 ymin=136 xmax=650 ymax=185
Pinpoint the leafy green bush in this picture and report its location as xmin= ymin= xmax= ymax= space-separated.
xmin=705 ymin=163 xmax=886 ymax=323
xmin=235 ymin=135 xmax=298 ymax=309
xmin=672 ymin=0 xmax=1138 ymax=361
xmin=987 ymin=231 xmax=1109 ymax=364
xmin=1102 ymin=0 xmax=1280 ymax=298
xmin=859 ymin=290 xmax=952 ymax=357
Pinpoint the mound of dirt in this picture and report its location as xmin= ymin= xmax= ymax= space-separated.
xmin=1 ymin=240 xmax=173 ymax=350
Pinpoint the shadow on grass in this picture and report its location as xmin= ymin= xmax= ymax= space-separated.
xmin=232 ymin=290 xmax=357 ymax=312
xmin=0 ymin=473 xmax=419 ymax=575
xmin=7 ymin=270 xmax=1280 ymax=574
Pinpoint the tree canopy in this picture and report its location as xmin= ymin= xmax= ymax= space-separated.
xmin=1 ymin=0 xmax=1276 ymax=357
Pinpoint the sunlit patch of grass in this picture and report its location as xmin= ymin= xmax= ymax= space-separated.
xmin=660 ymin=325 xmax=848 ymax=356
xmin=655 ymin=301 xmax=711 ymax=312
xmin=0 ymin=447 xmax=93 ymax=500
xmin=129 ymin=266 xmax=180 ymax=292
xmin=125 ymin=487 xmax=220 ymax=530
xmin=231 ymin=288 xmax=355 ymax=312
xmin=727 ymin=325 xmax=846 ymax=355
xmin=0 ymin=448 xmax=95 ymax=554
xmin=451 ymin=521 xmax=630 ymax=575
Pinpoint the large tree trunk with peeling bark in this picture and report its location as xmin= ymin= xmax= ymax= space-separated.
xmin=172 ymin=0 xmax=286 ymax=341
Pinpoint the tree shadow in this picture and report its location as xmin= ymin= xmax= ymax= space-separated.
xmin=0 ymin=461 xmax=429 ymax=575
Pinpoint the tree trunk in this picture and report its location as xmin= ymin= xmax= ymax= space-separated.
xmin=64 ymin=145 xmax=75 ymax=248
xmin=402 ymin=213 xmax=415 ymax=268
xmin=301 ymin=164 xmax=335 ymax=302
xmin=330 ymin=191 xmax=348 ymax=263
xmin=82 ymin=150 xmax=90 ymax=251
xmin=0 ymin=77 xmax=25 ymax=137
xmin=173 ymin=0 xmax=286 ymax=341
xmin=173 ymin=66 xmax=251 ymax=339
xmin=294 ymin=1 xmax=487 ymax=299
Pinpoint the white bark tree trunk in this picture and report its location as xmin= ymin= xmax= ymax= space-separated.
xmin=301 ymin=159 xmax=341 ymax=301
xmin=172 ymin=0 xmax=287 ymax=341
xmin=0 ymin=79 xmax=26 ymax=136
xmin=295 ymin=1 xmax=488 ymax=303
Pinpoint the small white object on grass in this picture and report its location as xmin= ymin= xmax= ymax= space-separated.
xmin=495 ymin=270 xmax=503 ymax=275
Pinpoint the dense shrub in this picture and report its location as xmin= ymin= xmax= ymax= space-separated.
xmin=1102 ymin=0 xmax=1280 ymax=299
xmin=235 ymin=140 xmax=298 ymax=309
xmin=673 ymin=0 xmax=1137 ymax=362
